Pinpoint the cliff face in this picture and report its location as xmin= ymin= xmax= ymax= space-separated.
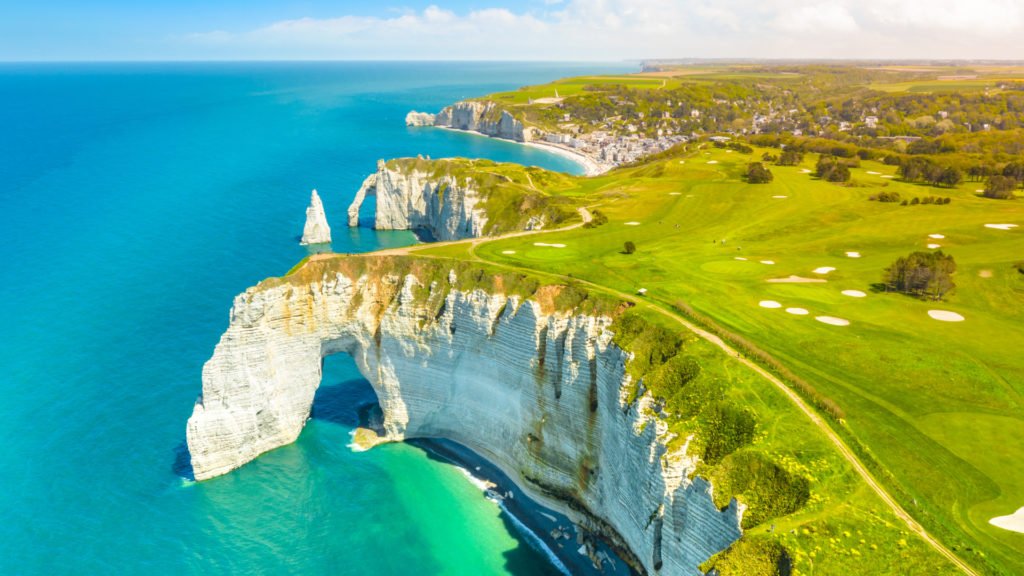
xmin=300 ymin=189 xmax=331 ymax=245
xmin=434 ymin=101 xmax=536 ymax=142
xmin=186 ymin=258 xmax=743 ymax=575
xmin=346 ymin=160 xmax=488 ymax=241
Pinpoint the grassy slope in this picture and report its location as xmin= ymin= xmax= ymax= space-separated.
xmin=456 ymin=146 xmax=1024 ymax=574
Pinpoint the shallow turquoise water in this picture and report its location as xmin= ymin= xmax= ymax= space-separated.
xmin=0 ymin=61 xmax=629 ymax=574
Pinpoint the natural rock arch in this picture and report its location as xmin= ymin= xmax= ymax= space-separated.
xmin=186 ymin=261 xmax=742 ymax=575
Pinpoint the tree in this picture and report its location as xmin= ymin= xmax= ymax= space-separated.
xmin=984 ymin=175 xmax=1018 ymax=199
xmin=1003 ymin=162 xmax=1024 ymax=184
xmin=746 ymin=162 xmax=774 ymax=184
xmin=883 ymin=251 xmax=956 ymax=300
xmin=938 ymin=167 xmax=963 ymax=188
xmin=623 ymin=241 xmax=636 ymax=254
xmin=815 ymin=155 xmax=851 ymax=182
xmin=776 ymin=149 xmax=803 ymax=166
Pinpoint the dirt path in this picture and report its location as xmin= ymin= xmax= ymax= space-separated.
xmin=356 ymin=209 xmax=977 ymax=576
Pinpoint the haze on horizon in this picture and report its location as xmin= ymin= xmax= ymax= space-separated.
xmin=2 ymin=0 xmax=1023 ymax=62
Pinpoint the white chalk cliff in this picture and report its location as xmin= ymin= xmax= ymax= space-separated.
xmin=300 ymin=189 xmax=331 ymax=245
xmin=347 ymin=160 xmax=488 ymax=241
xmin=433 ymin=101 xmax=537 ymax=142
xmin=405 ymin=111 xmax=436 ymax=127
xmin=186 ymin=258 xmax=743 ymax=575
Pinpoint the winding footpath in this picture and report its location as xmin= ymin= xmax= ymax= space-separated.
xmin=360 ymin=208 xmax=978 ymax=576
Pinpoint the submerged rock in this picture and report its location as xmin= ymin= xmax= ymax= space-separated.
xmin=300 ymin=189 xmax=331 ymax=245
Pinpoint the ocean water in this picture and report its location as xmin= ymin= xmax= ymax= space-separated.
xmin=0 ymin=61 xmax=631 ymax=575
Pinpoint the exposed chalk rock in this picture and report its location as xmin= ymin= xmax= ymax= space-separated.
xmin=346 ymin=160 xmax=488 ymax=240
xmin=186 ymin=259 xmax=743 ymax=575
xmin=405 ymin=111 xmax=436 ymax=127
xmin=434 ymin=100 xmax=539 ymax=142
xmin=300 ymin=189 xmax=331 ymax=245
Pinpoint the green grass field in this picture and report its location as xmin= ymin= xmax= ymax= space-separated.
xmin=416 ymin=145 xmax=1024 ymax=574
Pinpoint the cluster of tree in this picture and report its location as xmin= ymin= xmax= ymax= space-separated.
xmin=775 ymin=149 xmax=804 ymax=166
xmin=713 ymin=140 xmax=753 ymax=154
xmin=745 ymin=162 xmax=774 ymax=183
xmin=897 ymin=157 xmax=963 ymax=187
xmin=815 ymin=155 xmax=853 ymax=182
xmin=583 ymin=208 xmax=610 ymax=227
xmin=883 ymin=251 xmax=956 ymax=300
xmin=981 ymin=163 xmax=1023 ymax=199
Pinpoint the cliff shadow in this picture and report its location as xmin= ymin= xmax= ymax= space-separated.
xmin=172 ymin=440 xmax=194 ymax=481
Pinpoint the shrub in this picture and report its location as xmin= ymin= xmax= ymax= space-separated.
xmin=746 ymin=162 xmax=774 ymax=184
xmin=883 ymin=250 xmax=956 ymax=300
xmin=815 ymin=155 xmax=851 ymax=182
xmin=583 ymin=208 xmax=609 ymax=228
xmin=700 ymin=402 xmax=758 ymax=464
xmin=623 ymin=241 xmax=636 ymax=254
xmin=984 ymin=175 xmax=1018 ymax=199
xmin=872 ymin=191 xmax=901 ymax=203
xmin=776 ymin=149 xmax=803 ymax=166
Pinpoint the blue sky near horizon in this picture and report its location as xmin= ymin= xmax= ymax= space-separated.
xmin=2 ymin=0 xmax=1023 ymax=61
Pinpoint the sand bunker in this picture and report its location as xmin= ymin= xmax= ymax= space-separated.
xmin=624 ymin=221 xmax=641 ymax=226
xmin=760 ymin=260 xmax=775 ymax=265
xmin=735 ymin=257 xmax=748 ymax=261
xmin=881 ymin=175 xmax=894 ymax=179
xmin=928 ymin=310 xmax=965 ymax=322
xmin=772 ymin=195 xmax=788 ymax=199
xmin=813 ymin=267 xmax=836 ymax=274
xmin=800 ymin=169 xmax=812 ymax=173
xmin=816 ymin=316 xmax=850 ymax=326
xmin=501 ymin=250 xmax=516 ymax=255
xmin=976 ymin=189 xmax=985 ymax=193
xmin=534 ymin=243 xmax=566 ymax=248
xmin=759 ymin=300 xmax=783 ymax=309
xmin=990 ymin=507 xmax=1024 ymax=534
xmin=845 ymin=251 xmax=861 ymax=258
xmin=927 ymin=243 xmax=941 ymax=249
xmin=786 ymin=307 xmax=810 ymax=315
xmin=979 ymin=269 xmax=993 ymax=278
xmin=678 ymin=161 xmax=685 ymax=164
xmin=767 ymin=276 xmax=827 ymax=283
xmin=841 ymin=290 xmax=867 ymax=298
xmin=669 ymin=192 xmax=682 ymax=196
xmin=707 ymin=160 xmax=719 ymax=164
xmin=929 ymin=234 xmax=945 ymax=239
xmin=866 ymin=171 xmax=881 ymax=175
xmin=985 ymin=224 xmax=1018 ymax=230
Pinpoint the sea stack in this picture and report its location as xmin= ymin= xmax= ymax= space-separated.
xmin=300 ymin=189 xmax=331 ymax=245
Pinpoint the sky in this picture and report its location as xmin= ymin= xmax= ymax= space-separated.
xmin=2 ymin=0 xmax=1023 ymax=61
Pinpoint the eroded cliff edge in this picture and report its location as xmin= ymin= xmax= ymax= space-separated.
xmin=347 ymin=158 xmax=579 ymax=240
xmin=186 ymin=256 xmax=742 ymax=575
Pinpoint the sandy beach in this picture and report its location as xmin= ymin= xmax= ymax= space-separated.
xmin=432 ymin=125 xmax=609 ymax=176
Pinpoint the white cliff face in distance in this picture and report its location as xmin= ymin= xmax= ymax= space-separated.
xmin=433 ymin=101 xmax=537 ymax=141
xmin=347 ymin=160 xmax=489 ymax=241
xmin=300 ymin=189 xmax=332 ymax=245
xmin=405 ymin=111 xmax=436 ymax=126
xmin=186 ymin=258 xmax=743 ymax=575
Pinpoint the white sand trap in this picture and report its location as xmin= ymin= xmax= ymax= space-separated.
xmin=866 ymin=171 xmax=881 ymax=175
xmin=707 ymin=160 xmax=719 ymax=164
xmin=678 ymin=160 xmax=685 ymax=164
xmin=929 ymin=234 xmax=945 ymax=239
xmin=881 ymin=175 xmax=894 ymax=179
xmin=927 ymin=243 xmax=941 ymax=249
xmin=979 ymin=269 xmax=993 ymax=278
xmin=501 ymin=250 xmax=516 ymax=255
xmin=786 ymin=307 xmax=809 ymax=315
xmin=767 ymin=276 xmax=827 ymax=283
xmin=772 ymin=195 xmax=788 ymax=199
xmin=990 ymin=507 xmax=1024 ymax=534
xmin=928 ymin=310 xmax=965 ymax=322
xmin=624 ymin=221 xmax=641 ymax=226
xmin=800 ymin=169 xmax=812 ymax=173
xmin=845 ymin=251 xmax=861 ymax=258
xmin=976 ymin=189 xmax=985 ymax=193
xmin=669 ymin=192 xmax=682 ymax=196
xmin=760 ymin=260 xmax=775 ymax=265
xmin=735 ymin=257 xmax=748 ymax=261
xmin=726 ymin=150 xmax=733 ymax=153
xmin=985 ymin=223 xmax=1018 ymax=230
xmin=533 ymin=243 xmax=566 ymax=248
xmin=759 ymin=300 xmax=783 ymax=309
xmin=813 ymin=267 xmax=836 ymax=274
xmin=816 ymin=316 xmax=850 ymax=326
xmin=841 ymin=290 xmax=867 ymax=298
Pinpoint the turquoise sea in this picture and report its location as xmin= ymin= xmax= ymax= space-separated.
xmin=0 ymin=62 xmax=630 ymax=574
